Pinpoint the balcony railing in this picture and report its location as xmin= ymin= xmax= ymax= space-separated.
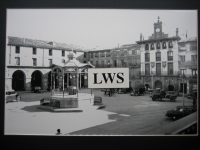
xmin=168 ymin=56 xmax=173 ymax=61
xmin=140 ymin=71 xmax=180 ymax=76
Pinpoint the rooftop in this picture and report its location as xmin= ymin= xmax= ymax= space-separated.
xmin=7 ymin=36 xmax=84 ymax=52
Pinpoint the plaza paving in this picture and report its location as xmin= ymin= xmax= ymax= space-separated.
xmin=4 ymin=90 xmax=195 ymax=135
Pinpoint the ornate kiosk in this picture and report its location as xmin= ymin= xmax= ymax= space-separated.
xmin=39 ymin=52 xmax=95 ymax=111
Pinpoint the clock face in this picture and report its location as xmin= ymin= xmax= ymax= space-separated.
xmin=156 ymin=28 xmax=160 ymax=32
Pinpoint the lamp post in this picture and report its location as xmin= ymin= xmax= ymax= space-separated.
xmin=180 ymin=74 xmax=186 ymax=116
xmin=62 ymin=59 xmax=65 ymax=98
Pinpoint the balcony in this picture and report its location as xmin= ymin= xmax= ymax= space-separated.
xmin=168 ymin=56 xmax=173 ymax=61
xmin=179 ymin=60 xmax=197 ymax=68
xmin=140 ymin=71 xmax=180 ymax=76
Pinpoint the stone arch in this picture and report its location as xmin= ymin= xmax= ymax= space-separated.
xmin=151 ymin=43 xmax=154 ymax=50
xmin=145 ymin=44 xmax=149 ymax=50
xmin=155 ymin=80 xmax=162 ymax=89
xmin=156 ymin=42 xmax=160 ymax=49
xmin=31 ymin=70 xmax=43 ymax=88
xmin=168 ymin=84 xmax=174 ymax=91
xmin=168 ymin=41 xmax=173 ymax=48
xmin=162 ymin=42 xmax=166 ymax=49
xmin=12 ymin=70 xmax=26 ymax=91
xmin=145 ymin=84 xmax=150 ymax=91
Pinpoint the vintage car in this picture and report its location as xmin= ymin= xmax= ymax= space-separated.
xmin=151 ymin=89 xmax=177 ymax=101
xmin=31 ymin=86 xmax=43 ymax=93
xmin=118 ymin=88 xmax=132 ymax=94
xmin=165 ymin=106 xmax=196 ymax=120
xmin=187 ymin=89 xmax=197 ymax=99
xmin=5 ymin=90 xmax=21 ymax=103
xmin=130 ymin=87 xmax=145 ymax=96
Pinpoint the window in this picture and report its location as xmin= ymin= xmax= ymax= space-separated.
xmin=121 ymin=51 xmax=124 ymax=56
xmin=101 ymin=61 xmax=104 ymax=67
xmin=107 ymin=60 xmax=110 ymax=67
xmin=156 ymin=52 xmax=161 ymax=61
xmin=84 ymin=52 xmax=86 ymax=58
xmin=168 ymin=51 xmax=173 ymax=61
xmin=180 ymin=69 xmax=186 ymax=75
xmin=33 ymin=58 xmax=37 ymax=66
xmin=191 ymin=55 xmax=197 ymax=64
xmin=168 ymin=41 xmax=173 ymax=48
xmin=15 ymin=57 xmax=20 ymax=65
xmin=190 ymin=42 xmax=197 ymax=51
xmin=101 ymin=52 xmax=105 ymax=57
xmin=132 ymin=50 xmax=135 ymax=55
xmin=145 ymin=64 xmax=150 ymax=75
xmin=145 ymin=44 xmax=149 ymax=50
xmin=96 ymin=61 xmax=98 ymax=67
xmin=162 ymin=42 xmax=166 ymax=49
xmin=145 ymin=53 xmax=150 ymax=62
xmin=95 ymin=52 xmax=99 ymax=57
xmin=121 ymin=60 xmax=124 ymax=67
xmin=192 ymin=69 xmax=197 ymax=77
xmin=90 ymin=52 xmax=93 ymax=58
xmin=180 ymin=55 xmax=185 ymax=62
xmin=151 ymin=43 xmax=154 ymax=50
xmin=62 ymin=50 xmax=65 ymax=57
xmin=168 ymin=63 xmax=173 ymax=75
xmin=156 ymin=43 xmax=160 ymax=49
xmin=106 ymin=52 xmax=111 ymax=57
xmin=49 ymin=49 xmax=52 ymax=56
xmin=33 ymin=48 xmax=37 ymax=55
xmin=49 ymin=59 xmax=52 ymax=66
xmin=15 ymin=46 xmax=20 ymax=53
xmin=114 ymin=60 xmax=117 ymax=67
xmin=156 ymin=63 xmax=161 ymax=75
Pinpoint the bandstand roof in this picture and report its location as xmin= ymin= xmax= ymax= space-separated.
xmin=51 ymin=58 xmax=95 ymax=69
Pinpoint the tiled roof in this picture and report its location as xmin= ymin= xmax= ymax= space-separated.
xmin=179 ymin=37 xmax=197 ymax=43
xmin=7 ymin=36 xmax=84 ymax=52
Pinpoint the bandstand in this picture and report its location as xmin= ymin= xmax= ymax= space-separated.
xmin=42 ymin=52 xmax=95 ymax=109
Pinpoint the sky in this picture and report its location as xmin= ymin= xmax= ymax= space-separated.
xmin=6 ymin=9 xmax=197 ymax=50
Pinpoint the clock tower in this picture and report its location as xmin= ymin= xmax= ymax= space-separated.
xmin=153 ymin=16 xmax=162 ymax=39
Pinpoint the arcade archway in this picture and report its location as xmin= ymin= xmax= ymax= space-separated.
xmin=155 ymin=80 xmax=162 ymax=89
xmin=12 ymin=70 xmax=26 ymax=91
xmin=31 ymin=70 xmax=43 ymax=88
xmin=168 ymin=84 xmax=174 ymax=91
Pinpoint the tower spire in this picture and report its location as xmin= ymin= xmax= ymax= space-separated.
xmin=158 ymin=16 xmax=160 ymax=22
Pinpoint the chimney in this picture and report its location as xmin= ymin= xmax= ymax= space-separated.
xmin=140 ymin=33 xmax=142 ymax=41
xmin=176 ymin=28 xmax=178 ymax=37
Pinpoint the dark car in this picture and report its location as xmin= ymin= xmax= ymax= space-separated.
xmin=130 ymin=87 xmax=145 ymax=96
xmin=117 ymin=88 xmax=129 ymax=94
xmin=32 ymin=86 xmax=43 ymax=93
xmin=166 ymin=106 xmax=196 ymax=120
xmin=152 ymin=89 xmax=177 ymax=101
xmin=5 ymin=90 xmax=21 ymax=103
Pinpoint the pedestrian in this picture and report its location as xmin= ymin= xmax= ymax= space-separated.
xmin=56 ymin=129 xmax=62 ymax=135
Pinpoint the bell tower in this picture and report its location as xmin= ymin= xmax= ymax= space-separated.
xmin=153 ymin=16 xmax=163 ymax=39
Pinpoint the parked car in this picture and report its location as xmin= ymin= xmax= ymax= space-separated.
xmin=130 ymin=87 xmax=145 ymax=96
xmin=117 ymin=88 xmax=131 ymax=94
xmin=165 ymin=106 xmax=196 ymax=120
xmin=5 ymin=90 xmax=21 ymax=103
xmin=151 ymin=89 xmax=177 ymax=101
xmin=32 ymin=86 xmax=43 ymax=93
xmin=187 ymin=89 xmax=197 ymax=99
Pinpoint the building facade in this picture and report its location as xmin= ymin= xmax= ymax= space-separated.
xmin=81 ymin=44 xmax=143 ymax=89
xmin=6 ymin=36 xmax=84 ymax=91
xmin=178 ymin=37 xmax=198 ymax=93
xmin=136 ymin=17 xmax=181 ymax=91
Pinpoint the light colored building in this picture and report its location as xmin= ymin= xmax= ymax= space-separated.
xmin=178 ymin=37 xmax=198 ymax=94
xmin=5 ymin=36 xmax=84 ymax=91
xmin=136 ymin=17 xmax=181 ymax=91
xmin=81 ymin=44 xmax=143 ymax=89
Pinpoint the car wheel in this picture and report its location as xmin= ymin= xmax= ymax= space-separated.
xmin=152 ymin=96 xmax=157 ymax=101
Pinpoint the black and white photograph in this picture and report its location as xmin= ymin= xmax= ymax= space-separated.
xmin=4 ymin=9 xmax=198 ymax=136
